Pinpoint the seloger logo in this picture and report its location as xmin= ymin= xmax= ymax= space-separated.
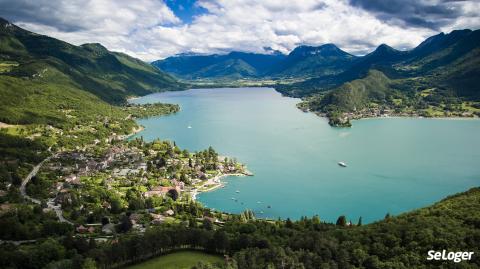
xmin=427 ymin=250 xmax=474 ymax=263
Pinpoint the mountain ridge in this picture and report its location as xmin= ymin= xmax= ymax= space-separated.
xmin=0 ymin=18 xmax=184 ymax=125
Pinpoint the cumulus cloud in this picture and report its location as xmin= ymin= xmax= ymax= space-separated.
xmin=0 ymin=0 xmax=479 ymax=61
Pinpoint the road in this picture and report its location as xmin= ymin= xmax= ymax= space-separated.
xmin=19 ymin=157 xmax=52 ymax=204
xmin=20 ymin=155 xmax=73 ymax=225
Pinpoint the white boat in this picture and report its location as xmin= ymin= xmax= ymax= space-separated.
xmin=338 ymin=161 xmax=347 ymax=167
xmin=235 ymin=190 xmax=240 ymax=193
xmin=187 ymin=125 xmax=192 ymax=129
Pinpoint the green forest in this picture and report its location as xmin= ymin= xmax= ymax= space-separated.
xmin=1 ymin=187 xmax=479 ymax=268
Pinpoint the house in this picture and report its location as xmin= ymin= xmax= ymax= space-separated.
xmin=76 ymin=225 xmax=94 ymax=234
xmin=150 ymin=213 xmax=166 ymax=225
xmin=129 ymin=213 xmax=142 ymax=225
xmin=144 ymin=186 xmax=180 ymax=198
xmin=102 ymin=201 xmax=111 ymax=209
xmin=137 ymin=162 xmax=148 ymax=171
xmin=165 ymin=209 xmax=175 ymax=216
xmin=102 ymin=223 xmax=116 ymax=234
xmin=171 ymin=179 xmax=185 ymax=190
xmin=65 ymin=174 xmax=80 ymax=185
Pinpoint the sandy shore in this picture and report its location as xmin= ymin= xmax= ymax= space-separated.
xmin=191 ymin=171 xmax=252 ymax=201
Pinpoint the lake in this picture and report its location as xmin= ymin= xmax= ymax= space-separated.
xmin=132 ymin=87 xmax=480 ymax=223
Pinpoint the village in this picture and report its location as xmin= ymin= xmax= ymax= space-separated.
xmin=24 ymin=136 xmax=252 ymax=240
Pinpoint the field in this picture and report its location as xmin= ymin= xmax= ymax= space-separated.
xmin=124 ymin=251 xmax=224 ymax=269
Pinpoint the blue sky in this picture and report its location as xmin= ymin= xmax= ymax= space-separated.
xmin=0 ymin=0 xmax=479 ymax=61
xmin=164 ymin=0 xmax=207 ymax=24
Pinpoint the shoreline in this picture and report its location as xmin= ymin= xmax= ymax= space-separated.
xmin=191 ymin=171 xmax=253 ymax=201
xmin=123 ymin=96 xmax=254 ymax=203
xmin=312 ymin=111 xmax=480 ymax=127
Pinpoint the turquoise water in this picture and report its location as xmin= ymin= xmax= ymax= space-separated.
xmin=132 ymin=87 xmax=480 ymax=223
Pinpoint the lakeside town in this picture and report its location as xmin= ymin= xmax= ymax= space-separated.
xmin=0 ymin=102 xmax=252 ymax=246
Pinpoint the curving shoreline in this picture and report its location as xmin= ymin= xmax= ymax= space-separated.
xmin=191 ymin=170 xmax=253 ymax=201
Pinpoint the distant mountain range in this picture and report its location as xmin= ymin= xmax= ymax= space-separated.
xmin=154 ymin=29 xmax=480 ymax=125
xmin=154 ymin=30 xmax=479 ymax=96
xmin=153 ymin=43 xmax=358 ymax=79
xmin=152 ymin=51 xmax=286 ymax=79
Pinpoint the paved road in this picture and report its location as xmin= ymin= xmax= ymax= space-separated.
xmin=0 ymin=239 xmax=37 ymax=246
xmin=19 ymin=157 xmax=52 ymax=204
xmin=47 ymin=198 xmax=73 ymax=224
xmin=20 ymin=155 xmax=73 ymax=225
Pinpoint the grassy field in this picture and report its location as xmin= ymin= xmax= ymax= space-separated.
xmin=125 ymin=251 xmax=224 ymax=269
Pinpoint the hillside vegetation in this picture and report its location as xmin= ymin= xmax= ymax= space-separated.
xmin=2 ymin=186 xmax=478 ymax=268
xmin=0 ymin=18 xmax=183 ymax=126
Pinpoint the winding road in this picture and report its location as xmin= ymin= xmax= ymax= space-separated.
xmin=20 ymin=155 xmax=73 ymax=225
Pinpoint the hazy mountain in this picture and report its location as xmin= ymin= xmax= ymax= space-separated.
xmin=268 ymin=44 xmax=357 ymax=77
xmin=153 ymin=51 xmax=286 ymax=79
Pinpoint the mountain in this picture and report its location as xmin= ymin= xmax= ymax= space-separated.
xmin=153 ymin=51 xmax=286 ymax=79
xmin=295 ymin=29 xmax=480 ymax=126
xmin=153 ymin=44 xmax=356 ymax=80
xmin=268 ymin=44 xmax=357 ymax=77
xmin=0 ymin=18 xmax=183 ymax=125
xmin=284 ymin=29 xmax=480 ymax=97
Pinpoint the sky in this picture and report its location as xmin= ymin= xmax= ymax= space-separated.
xmin=0 ymin=0 xmax=479 ymax=61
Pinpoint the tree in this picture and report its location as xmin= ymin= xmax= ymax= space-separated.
xmin=167 ymin=189 xmax=179 ymax=201
xmin=285 ymin=218 xmax=293 ymax=228
xmin=357 ymin=216 xmax=362 ymax=226
xmin=118 ymin=215 xmax=132 ymax=233
xmin=110 ymin=197 xmax=123 ymax=214
xmin=82 ymin=258 xmax=97 ymax=269
xmin=203 ymin=218 xmax=214 ymax=231
xmin=336 ymin=215 xmax=347 ymax=226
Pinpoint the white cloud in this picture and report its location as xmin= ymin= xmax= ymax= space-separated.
xmin=1 ymin=0 xmax=479 ymax=61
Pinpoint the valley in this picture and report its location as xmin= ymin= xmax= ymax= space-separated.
xmin=0 ymin=16 xmax=479 ymax=269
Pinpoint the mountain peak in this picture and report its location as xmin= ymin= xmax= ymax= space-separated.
xmin=81 ymin=43 xmax=108 ymax=50
xmin=376 ymin=43 xmax=395 ymax=51
xmin=0 ymin=17 xmax=9 ymax=25
xmin=0 ymin=17 xmax=17 ymax=32
xmin=289 ymin=43 xmax=350 ymax=58
xmin=368 ymin=44 xmax=401 ymax=57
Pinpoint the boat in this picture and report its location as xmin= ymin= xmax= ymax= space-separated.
xmin=187 ymin=125 xmax=192 ymax=129
xmin=338 ymin=161 xmax=347 ymax=167
xmin=267 ymin=205 xmax=271 ymax=209
xmin=235 ymin=190 xmax=240 ymax=193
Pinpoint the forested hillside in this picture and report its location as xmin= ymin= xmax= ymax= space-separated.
xmin=2 ymin=186 xmax=478 ymax=268
xmin=0 ymin=18 xmax=183 ymax=126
